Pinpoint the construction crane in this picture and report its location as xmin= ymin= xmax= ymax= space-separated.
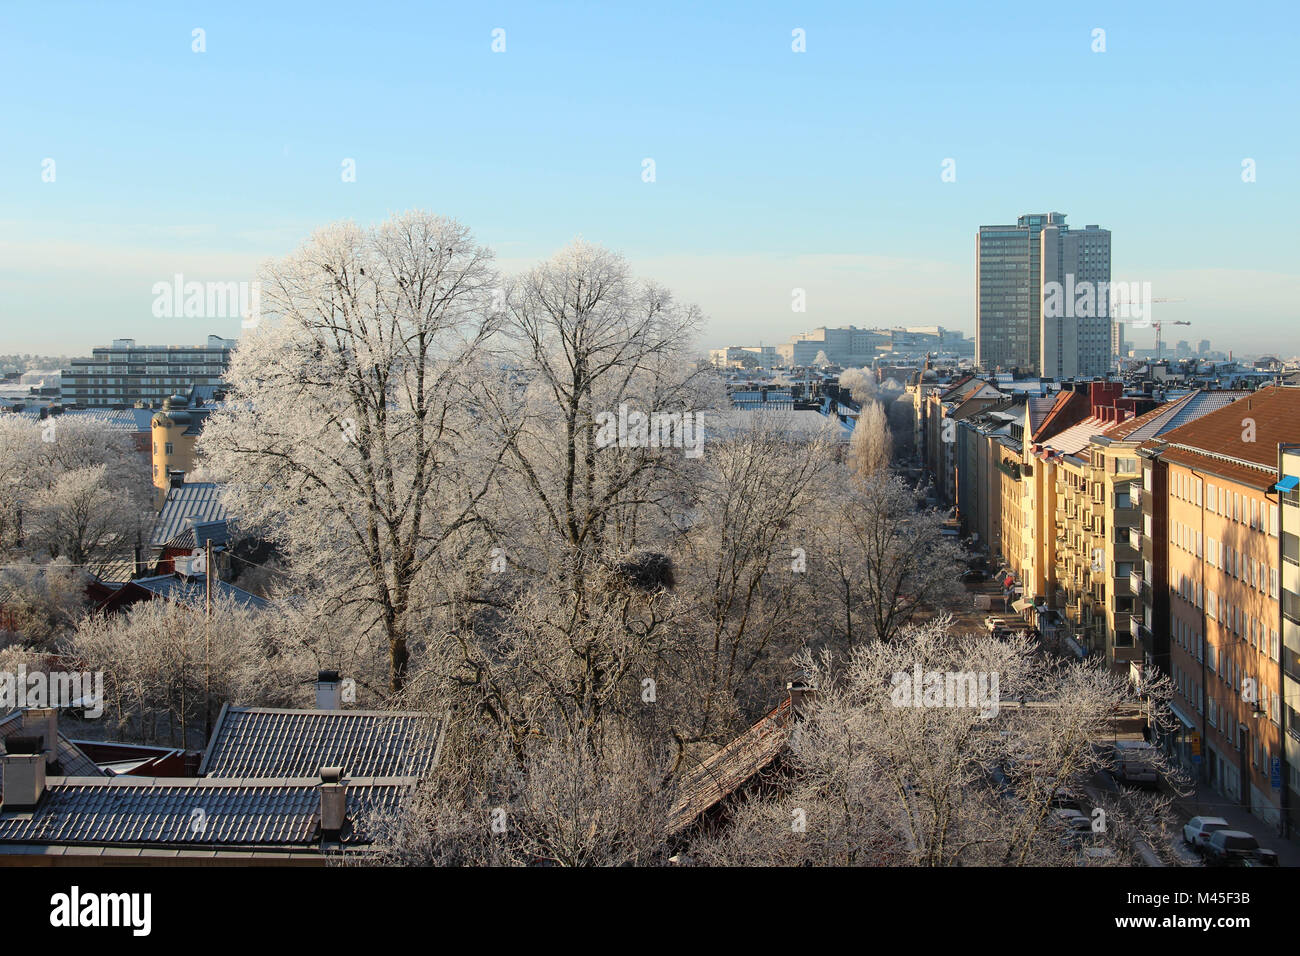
xmin=1114 ymin=296 xmax=1188 ymax=360
xmin=1152 ymin=316 xmax=1190 ymax=361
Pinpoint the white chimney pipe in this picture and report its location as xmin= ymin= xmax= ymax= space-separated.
xmin=1 ymin=738 xmax=47 ymax=810
xmin=315 ymin=670 xmax=343 ymax=710
xmin=319 ymin=766 xmax=347 ymax=839
xmin=23 ymin=707 xmax=58 ymax=769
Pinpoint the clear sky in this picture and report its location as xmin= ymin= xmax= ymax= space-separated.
xmin=2 ymin=0 xmax=1297 ymax=357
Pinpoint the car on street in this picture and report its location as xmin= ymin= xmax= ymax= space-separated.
xmin=1182 ymin=816 xmax=1231 ymax=852
xmin=1111 ymin=740 xmax=1159 ymax=788
xmin=1204 ymin=830 xmax=1276 ymax=866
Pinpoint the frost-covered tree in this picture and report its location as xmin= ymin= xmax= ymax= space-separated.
xmin=675 ymin=414 xmax=837 ymax=737
xmin=365 ymin=715 xmax=673 ymax=867
xmin=198 ymin=211 xmax=500 ymax=691
xmin=847 ymin=399 xmax=892 ymax=482
xmin=432 ymin=242 xmax=722 ymax=739
xmin=816 ymin=474 xmax=963 ymax=644
xmin=0 ymin=559 xmax=90 ymax=649
xmin=27 ymin=465 xmax=137 ymax=570
xmin=687 ymin=619 xmax=1180 ymax=867
xmin=70 ymin=595 xmax=306 ymax=745
xmin=838 ymin=367 xmax=878 ymax=405
xmin=0 ymin=415 xmax=147 ymax=556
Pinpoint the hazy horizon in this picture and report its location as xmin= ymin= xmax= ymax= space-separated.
xmin=3 ymin=1 xmax=1297 ymax=357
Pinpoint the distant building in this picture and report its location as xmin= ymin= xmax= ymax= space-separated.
xmin=977 ymin=213 xmax=1112 ymax=378
xmin=709 ymin=346 xmax=778 ymax=369
xmin=61 ymin=336 xmax=234 ymax=408
xmin=780 ymin=325 xmax=967 ymax=367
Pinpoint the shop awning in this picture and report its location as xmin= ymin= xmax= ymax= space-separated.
xmin=1169 ymin=702 xmax=1197 ymax=729
xmin=1275 ymin=475 xmax=1299 ymax=492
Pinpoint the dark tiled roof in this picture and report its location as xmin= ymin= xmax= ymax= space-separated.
xmin=150 ymin=483 xmax=228 ymax=547
xmin=668 ymin=698 xmax=792 ymax=834
xmin=0 ymin=711 xmax=106 ymax=803
xmin=199 ymin=707 xmax=442 ymax=780
xmin=0 ymin=776 xmax=409 ymax=849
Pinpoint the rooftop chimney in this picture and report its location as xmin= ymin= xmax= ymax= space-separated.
xmin=319 ymin=766 xmax=348 ymax=840
xmin=315 ymin=670 xmax=343 ymax=710
xmin=1 ymin=737 xmax=47 ymax=810
xmin=787 ymin=671 xmax=817 ymax=720
xmin=23 ymin=707 xmax=58 ymax=771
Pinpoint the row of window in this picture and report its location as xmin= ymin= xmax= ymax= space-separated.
xmin=1172 ymin=470 xmax=1280 ymax=536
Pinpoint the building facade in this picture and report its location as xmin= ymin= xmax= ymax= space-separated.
xmin=1141 ymin=386 xmax=1297 ymax=830
xmin=61 ymin=336 xmax=234 ymax=408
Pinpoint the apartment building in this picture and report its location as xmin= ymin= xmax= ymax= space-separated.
xmin=1023 ymin=385 xmax=1133 ymax=660
xmin=61 ymin=335 xmax=235 ymax=408
xmin=1141 ymin=386 xmax=1298 ymax=830
xmin=1094 ymin=391 xmax=1250 ymax=678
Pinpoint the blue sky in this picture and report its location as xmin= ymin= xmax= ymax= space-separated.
xmin=2 ymin=0 xmax=1297 ymax=356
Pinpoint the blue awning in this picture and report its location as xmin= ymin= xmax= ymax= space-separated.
xmin=1276 ymin=475 xmax=1299 ymax=492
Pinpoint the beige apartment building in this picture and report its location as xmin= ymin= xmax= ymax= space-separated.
xmin=1147 ymin=387 xmax=1295 ymax=829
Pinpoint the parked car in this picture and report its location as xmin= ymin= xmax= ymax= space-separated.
xmin=1111 ymin=740 xmax=1159 ymax=788
xmin=1204 ymin=830 xmax=1263 ymax=866
xmin=1050 ymin=788 xmax=1086 ymax=814
xmin=1183 ymin=816 xmax=1231 ymax=852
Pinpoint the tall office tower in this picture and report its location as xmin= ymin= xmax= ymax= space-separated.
xmin=1039 ymin=222 xmax=1112 ymax=379
xmin=976 ymin=213 xmax=1111 ymax=378
xmin=1112 ymin=317 xmax=1126 ymax=364
xmin=976 ymin=212 xmax=1064 ymax=373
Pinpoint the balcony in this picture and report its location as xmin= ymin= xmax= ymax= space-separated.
xmin=1129 ymin=526 xmax=1142 ymax=551
xmin=1130 ymin=568 xmax=1143 ymax=593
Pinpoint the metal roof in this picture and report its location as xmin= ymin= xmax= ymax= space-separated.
xmin=0 ymin=775 xmax=410 ymax=849
xmin=129 ymin=574 xmax=268 ymax=611
xmin=199 ymin=706 xmax=443 ymax=779
xmin=149 ymin=483 xmax=229 ymax=547
xmin=1113 ymin=390 xmax=1248 ymax=442
xmin=16 ymin=407 xmax=155 ymax=432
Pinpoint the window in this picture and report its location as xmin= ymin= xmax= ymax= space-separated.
xmin=164 ymin=441 xmax=174 ymax=455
